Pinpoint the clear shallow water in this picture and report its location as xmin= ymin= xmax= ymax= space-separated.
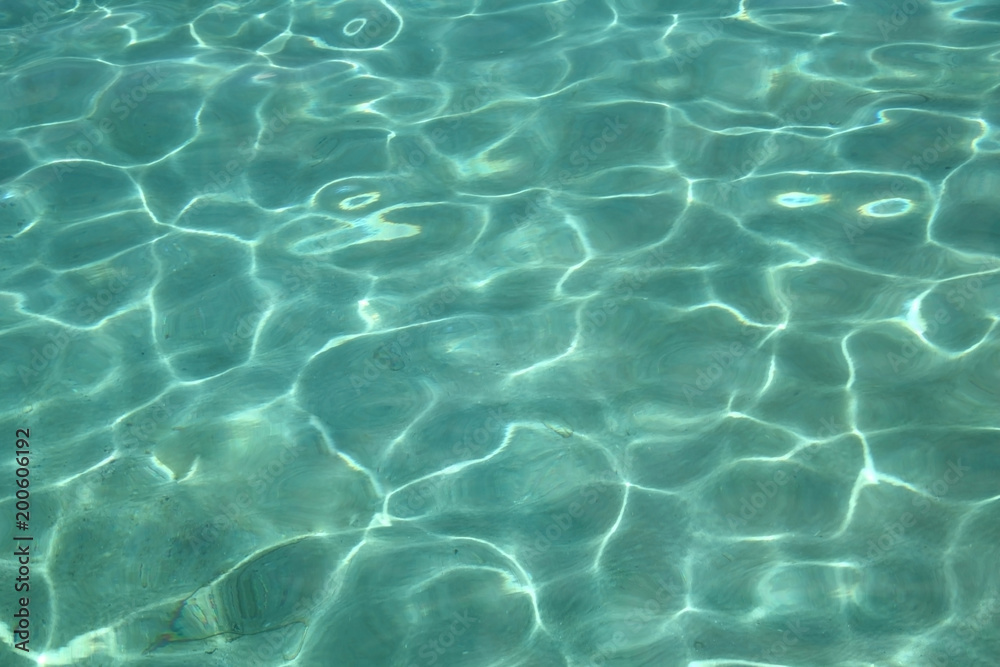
xmin=1 ymin=0 xmax=999 ymax=665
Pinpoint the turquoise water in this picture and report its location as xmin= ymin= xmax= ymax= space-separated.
xmin=1 ymin=0 xmax=1000 ymax=665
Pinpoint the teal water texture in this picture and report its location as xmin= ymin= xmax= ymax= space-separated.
xmin=1 ymin=0 xmax=999 ymax=665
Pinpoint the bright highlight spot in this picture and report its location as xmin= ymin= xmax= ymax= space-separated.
xmin=775 ymin=192 xmax=831 ymax=207
xmin=339 ymin=192 xmax=380 ymax=210
xmin=858 ymin=197 xmax=911 ymax=218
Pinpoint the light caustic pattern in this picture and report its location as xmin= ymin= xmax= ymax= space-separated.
xmin=0 ymin=0 xmax=999 ymax=666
